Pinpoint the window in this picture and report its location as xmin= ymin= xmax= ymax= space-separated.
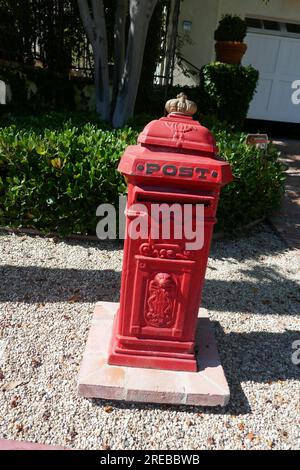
xmin=246 ymin=17 xmax=300 ymax=36
xmin=263 ymin=20 xmax=280 ymax=31
xmin=286 ymin=22 xmax=300 ymax=34
xmin=246 ymin=18 xmax=262 ymax=29
xmin=246 ymin=17 xmax=281 ymax=31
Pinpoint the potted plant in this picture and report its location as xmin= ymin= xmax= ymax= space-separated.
xmin=214 ymin=14 xmax=248 ymax=65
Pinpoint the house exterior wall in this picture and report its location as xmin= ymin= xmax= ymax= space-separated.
xmin=175 ymin=0 xmax=300 ymax=86
xmin=173 ymin=0 xmax=220 ymax=86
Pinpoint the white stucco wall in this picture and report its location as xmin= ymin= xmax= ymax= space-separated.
xmin=175 ymin=0 xmax=300 ymax=86
xmin=220 ymin=0 xmax=300 ymax=22
xmin=174 ymin=0 xmax=220 ymax=86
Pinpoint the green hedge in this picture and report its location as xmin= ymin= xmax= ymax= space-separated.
xmin=0 ymin=112 xmax=285 ymax=235
xmin=0 ymin=114 xmax=136 ymax=234
xmin=213 ymin=127 xmax=285 ymax=232
xmin=200 ymin=63 xmax=259 ymax=128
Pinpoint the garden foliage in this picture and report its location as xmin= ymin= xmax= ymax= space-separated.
xmin=214 ymin=14 xmax=247 ymax=42
xmin=0 ymin=113 xmax=136 ymax=234
xmin=0 ymin=112 xmax=285 ymax=235
xmin=200 ymin=63 xmax=259 ymax=128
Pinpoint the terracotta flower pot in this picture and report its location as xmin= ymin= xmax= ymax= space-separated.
xmin=215 ymin=41 xmax=247 ymax=65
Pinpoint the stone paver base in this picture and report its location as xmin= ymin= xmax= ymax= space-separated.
xmin=0 ymin=438 xmax=65 ymax=450
xmin=78 ymin=302 xmax=230 ymax=407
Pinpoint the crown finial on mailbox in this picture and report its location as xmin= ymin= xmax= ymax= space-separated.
xmin=165 ymin=92 xmax=197 ymax=116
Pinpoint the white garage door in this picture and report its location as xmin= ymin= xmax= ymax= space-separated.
xmin=243 ymin=30 xmax=300 ymax=123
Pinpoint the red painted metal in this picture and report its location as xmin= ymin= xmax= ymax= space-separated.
xmin=108 ymin=111 xmax=232 ymax=372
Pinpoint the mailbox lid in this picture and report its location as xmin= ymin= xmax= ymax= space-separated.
xmin=138 ymin=113 xmax=217 ymax=154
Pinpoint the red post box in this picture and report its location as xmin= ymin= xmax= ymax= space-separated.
xmin=108 ymin=93 xmax=232 ymax=372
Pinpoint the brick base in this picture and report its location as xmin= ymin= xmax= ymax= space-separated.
xmin=78 ymin=302 xmax=230 ymax=407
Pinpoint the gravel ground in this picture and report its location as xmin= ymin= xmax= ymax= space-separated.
xmin=0 ymin=223 xmax=299 ymax=450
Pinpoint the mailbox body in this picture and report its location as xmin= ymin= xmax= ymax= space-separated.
xmin=108 ymin=114 xmax=232 ymax=372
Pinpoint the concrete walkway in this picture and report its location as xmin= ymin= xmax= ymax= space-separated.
xmin=270 ymin=139 xmax=300 ymax=255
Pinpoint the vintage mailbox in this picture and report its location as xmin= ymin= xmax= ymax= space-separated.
xmin=108 ymin=93 xmax=232 ymax=372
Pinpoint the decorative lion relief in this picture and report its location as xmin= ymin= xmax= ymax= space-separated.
xmin=139 ymin=243 xmax=192 ymax=260
xmin=145 ymin=273 xmax=177 ymax=328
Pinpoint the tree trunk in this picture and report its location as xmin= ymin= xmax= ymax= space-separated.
xmin=78 ymin=0 xmax=110 ymax=121
xmin=112 ymin=0 xmax=158 ymax=128
xmin=163 ymin=0 xmax=181 ymax=88
xmin=93 ymin=46 xmax=110 ymax=121
xmin=78 ymin=0 xmax=159 ymax=127
xmin=113 ymin=0 xmax=128 ymax=103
